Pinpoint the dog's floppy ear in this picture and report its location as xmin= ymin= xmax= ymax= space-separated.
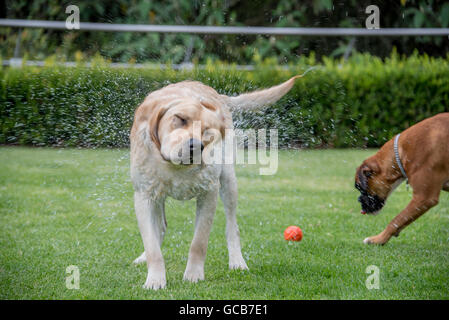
xmin=200 ymin=100 xmax=218 ymax=112
xmin=363 ymin=158 xmax=380 ymax=176
xmin=149 ymin=103 xmax=168 ymax=150
xmin=201 ymin=100 xmax=226 ymax=139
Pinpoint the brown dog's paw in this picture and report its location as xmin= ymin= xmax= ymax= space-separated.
xmin=363 ymin=235 xmax=388 ymax=245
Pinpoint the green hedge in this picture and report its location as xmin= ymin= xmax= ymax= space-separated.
xmin=1 ymin=53 xmax=448 ymax=148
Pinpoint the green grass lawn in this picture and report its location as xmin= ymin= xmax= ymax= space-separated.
xmin=0 ymin=147 xmax=448 ymax=299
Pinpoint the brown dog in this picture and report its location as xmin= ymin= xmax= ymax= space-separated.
xmin=355 ymin=113 xmax=449 ymax=245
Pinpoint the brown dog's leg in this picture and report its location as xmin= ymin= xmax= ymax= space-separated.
xmin=364 ymin=171 xmax=444 ymax=245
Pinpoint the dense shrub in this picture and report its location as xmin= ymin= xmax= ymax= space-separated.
xmin=1 ymin=53 xmax=448 ymax=148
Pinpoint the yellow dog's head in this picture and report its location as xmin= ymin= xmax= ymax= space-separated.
xmin=147 ymin=97 xmax=225 ymax=165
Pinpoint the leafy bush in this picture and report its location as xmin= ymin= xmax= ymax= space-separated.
xmin=3 ymin=0 xmax=449 ymax=63
xmin=1 ymin=53 xmax=448 ymax=148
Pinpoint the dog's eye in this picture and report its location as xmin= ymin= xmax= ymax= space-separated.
xmin=174 ymin=115 xmax=187 ymax=126
xmin=363 ymin=170 xmax=373 ymax=178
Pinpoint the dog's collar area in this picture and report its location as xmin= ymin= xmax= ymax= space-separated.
xmin=394 ymin=134 xmax=409 ymax=186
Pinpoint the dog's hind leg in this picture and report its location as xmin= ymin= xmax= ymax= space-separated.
xmin=133 ymin=251 xmax=146 ymax=265
xmin=219 ymin=165 xmax=248 ymax=271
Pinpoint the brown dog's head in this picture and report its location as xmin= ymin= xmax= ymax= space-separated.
xmin=149 ymin=97 xmax=225 ymax=165
xmin=354 ymin=156 xmax=389 ymax=215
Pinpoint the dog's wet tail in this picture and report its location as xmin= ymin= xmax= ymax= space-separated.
xmin=225 ymin=75 xmax=301 ymax=111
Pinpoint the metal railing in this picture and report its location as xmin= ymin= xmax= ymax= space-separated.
xmin=1 ymin=19 xmax=449 ymax=36
xmin=2 ymin=18 xmax=448 ymax=69
xmin=1 ymin=59 xmax=257 ymax=70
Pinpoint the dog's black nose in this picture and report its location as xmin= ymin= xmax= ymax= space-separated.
xmin=189 ymin=138 xmax=204 ymax=152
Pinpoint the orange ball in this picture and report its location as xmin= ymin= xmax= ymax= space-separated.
xmin=284 ymin=226 xmax=303 ymax=241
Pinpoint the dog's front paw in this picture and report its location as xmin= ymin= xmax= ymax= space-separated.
xmin=143 ymin=272 xmax=166 ymax=290
xmin=363 ymin=235 xmax=388 ymax=245
xmin=229 ymin=256 xmax=249 ymax=271
xmin=183 ymin=265 xmax=204 ymax=283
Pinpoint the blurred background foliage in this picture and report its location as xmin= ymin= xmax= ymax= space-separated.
xmin=1 ymin=0 xmax=449 ymax=64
